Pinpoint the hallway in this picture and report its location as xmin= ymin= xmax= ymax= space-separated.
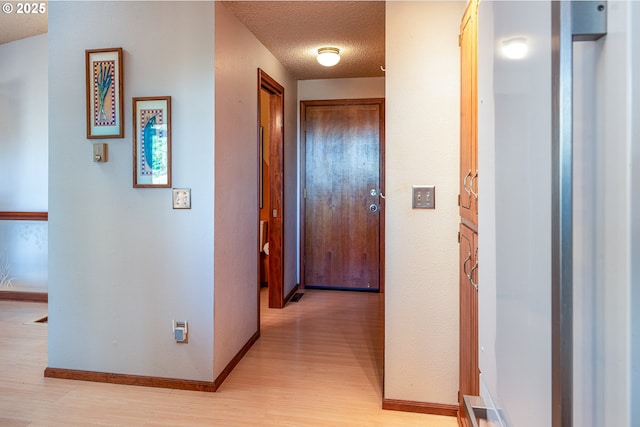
xmin=0 ymin=290 xmax=457 ymax=426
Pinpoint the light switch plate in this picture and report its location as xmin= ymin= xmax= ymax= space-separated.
xmin=173 ymin=188 xmax=191 ymax=209
xmin=412 ymin=185 xmax=435 ymax=209
xmin=93 ymin=143 xmax=108 ymax=162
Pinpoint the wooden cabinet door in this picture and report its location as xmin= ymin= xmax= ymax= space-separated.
xmin=459 ymin=3 xmax=479 ymax=425
xmin=459 ymin=0 xmax=478 ymax=227
xmin=459 ymin=224 xmax=479 ymax=422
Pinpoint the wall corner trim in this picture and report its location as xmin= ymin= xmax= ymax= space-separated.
xmin=213 ymin=330 xmax=260 ymax=387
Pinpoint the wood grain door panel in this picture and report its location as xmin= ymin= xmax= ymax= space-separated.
xmin=459 ymin=224 xmax=479 ymax=413
xmin=460 ymin=0 xmax=478 ymax=228
xmin=302 ymin=100 xmax=383 ymax=291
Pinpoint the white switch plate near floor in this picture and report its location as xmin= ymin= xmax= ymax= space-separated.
xmin=173 ymin=188 xmax=191 ymax=209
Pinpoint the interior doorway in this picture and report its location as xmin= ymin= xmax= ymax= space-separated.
xmin=257 ymin=69 xmax=285 ymax=309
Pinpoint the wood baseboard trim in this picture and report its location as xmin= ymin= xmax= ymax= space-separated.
xmin=382 ymin=398 xmax=458 ymax=418
xmin=44 ymin=367 xmax=217 ymax=392
xmin=213 ymin=330 xmax=260 ymax=388
xmin=44 ymin=331 xmax=261 ymax=393
xmin=0 ymin=291 xmax=48 ymax=303
xmin=0 ymin=211 xmax=48 ymax=221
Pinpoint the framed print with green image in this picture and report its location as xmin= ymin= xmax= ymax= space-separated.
xmin=86 ymin=48 xmax=124 ymax=138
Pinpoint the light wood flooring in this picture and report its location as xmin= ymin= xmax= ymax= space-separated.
xmin=0 ymin=289 xmax=457 ymax=426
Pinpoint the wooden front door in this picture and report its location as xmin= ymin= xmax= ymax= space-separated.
xmin=301 ymin=99 xmax=384 ymax=291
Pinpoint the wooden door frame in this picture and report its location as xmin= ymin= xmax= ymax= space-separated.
xmin=299 ymin=98 xmax=385 ymax=292
xmin=258 ymin=69 xmax=285 ymax=309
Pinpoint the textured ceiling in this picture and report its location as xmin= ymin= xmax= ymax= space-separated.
xmin=0 ymin=3 xmax=47 ymax=45
xmin=222 ymin=1 xmax=385 ymax=80
xmin=0 ymin=1 xmax=385 ymax=81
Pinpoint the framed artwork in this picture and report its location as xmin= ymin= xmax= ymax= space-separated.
xmin=86 ymin=48 xmax=124 ymax=138
xmin=132 ymin=97 xmax=172 ymax=188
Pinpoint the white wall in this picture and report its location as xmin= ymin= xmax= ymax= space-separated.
xmin=385 ymin=1 xmax=464 ymax=405
xmin=0 ymin=34 xmax=48 ymax=211
xmin=48 ymin=1 xmax=215 ymax=381
xmin=214 ymin=2 xmax=298 ymax=377
xmin=298 ymin=77 xmax=384 ymax=101
xmin=631 ymin=5 xmax=640 ymax=425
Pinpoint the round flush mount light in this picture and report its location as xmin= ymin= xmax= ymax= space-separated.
xmin=501 ymin=37 xmax=528 ymax=60
xmin=317 ymin=47 xmax=340 ymax=67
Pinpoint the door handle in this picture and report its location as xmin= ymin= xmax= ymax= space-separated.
xmin=369 ymin=204 xmax=379 ymax=213
xmin=469 ymin=260 xmax=478 ymax=291
xmin=463 ymin=170 xmax=472 ymax=196
xmin=463 ymin=252 xmax=472 ymax=277
xmin=551 ymin=4 xmax=606 ymax=424
xmin=470 ymin=170 xmax=478 ymax=199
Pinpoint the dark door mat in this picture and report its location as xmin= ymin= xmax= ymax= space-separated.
xmin=289 ymin=293 xmax=304 ymax=302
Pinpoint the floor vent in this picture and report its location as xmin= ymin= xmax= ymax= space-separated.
xmin=290 ymin=293 xmax=304 ymax=303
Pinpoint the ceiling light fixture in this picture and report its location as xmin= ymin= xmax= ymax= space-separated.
xmin=317 ymin=47 xmax=340 ymax=67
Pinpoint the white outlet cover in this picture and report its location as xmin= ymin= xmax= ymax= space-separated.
xmin=172 ymin=188 xmax=191 ymax=209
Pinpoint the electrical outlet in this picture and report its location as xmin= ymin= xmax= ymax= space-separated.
xmin=173 ymin=320 xmax=188 ymax=343
xmin=412 ymin=185 xmax=436 ymax=209
xmin=172 ymin=188 xmax=191 ymax=209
